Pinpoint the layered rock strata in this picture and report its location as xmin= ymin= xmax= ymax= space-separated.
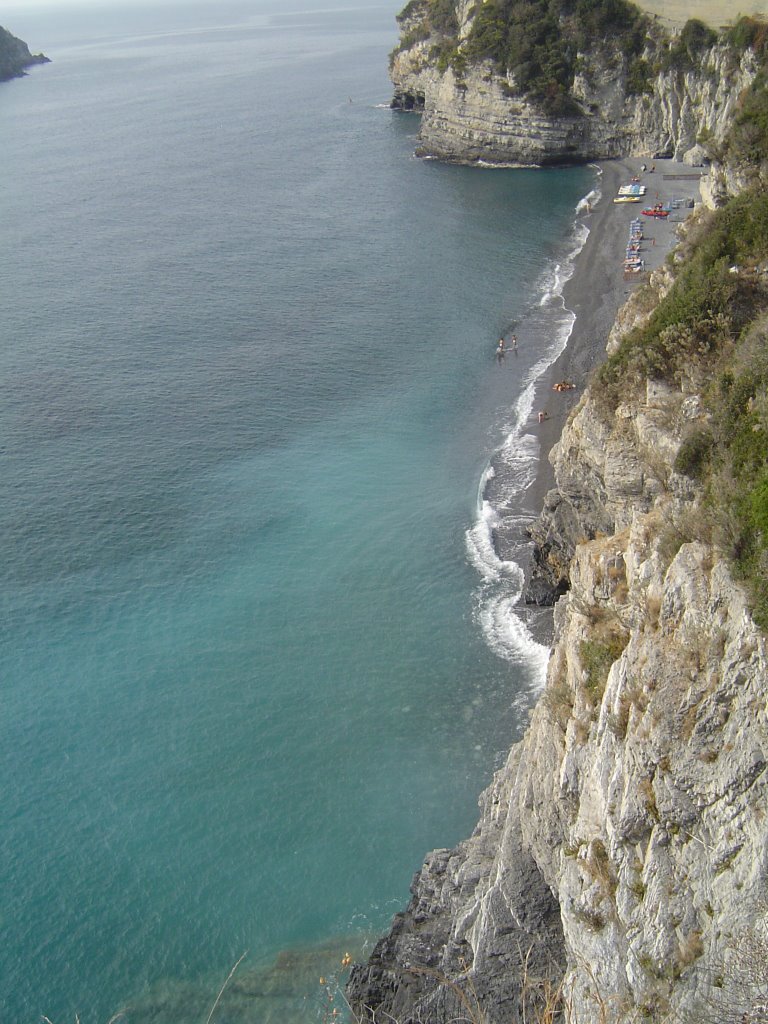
xmin=390 ymin=5 xmax=756 ymax=165
xmin=349 ymin=228 xmax=768 ymax=1024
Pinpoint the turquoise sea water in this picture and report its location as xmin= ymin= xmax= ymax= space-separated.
xmin=0 ymin=2 xmax=594 ymax=1021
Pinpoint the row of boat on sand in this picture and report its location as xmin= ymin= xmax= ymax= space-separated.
xmin=613 ymin=177 xmax=671 ymax=218
xmin=614 ymin=179 xmax=647 ymax=203
xmin=624 ymin=217 xmax=646 ymax=276
xmin=614 ymin=171 xmax=674 ymax=279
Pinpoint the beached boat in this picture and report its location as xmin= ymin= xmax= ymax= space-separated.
xmin=642 ymin=207 xmax=670 ymax=217
xmin=614 ymin=195 xmax=642 ymax=204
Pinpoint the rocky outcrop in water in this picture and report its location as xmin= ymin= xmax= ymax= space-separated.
xmin=348 ymin=745 xmax=566 ymax=1023
xmin=0 ymin=25 xmax=49 ymax=82
xmin=390 ymin=3 xmax=756 ymax=166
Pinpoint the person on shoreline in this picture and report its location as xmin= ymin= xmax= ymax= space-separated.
xmin=510 ymin=334 xmax=518 ymax=352
xmin=538 ymin=410 xmax=549 ymax=423
xmin=496 ymin=338 xmax=506 ymax=362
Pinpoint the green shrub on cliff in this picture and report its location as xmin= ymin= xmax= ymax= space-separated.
xmin=396 ymin=0 xmax=458 ymax=34
xmin=598 ymin=188 xmax=768 ymax=404
xmin=709 ymin=322 xmax=768 ymax=627
xmin=462 ymin=0 xmax=647 ymax=113
xmin=675 ymin=429 xmax=715 ymax=480
xmin=427 ymin=0 xmax=459 ymax=35
xmin=397 ymin=0 xmax=429 ymax=23
xmin=626 ymin=56 xmax=653 ymax=95
xmin=391 ymin=0 xmax=459 ymax=67
xmin=721 ymin=68 xmax=768 ymax=176
xmin=724 ymin=15 xmax=768 ymax=62
xmin=598 ymin=185 xmax=768 ymax=627
xmin=580 ymin=631 xmax=628 ymax=703
xmin=660 ymin=18 xmax=718 ymax=71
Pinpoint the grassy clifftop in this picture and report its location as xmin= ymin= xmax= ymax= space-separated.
xmin=635 ymin=0 xmax=768 ymax=29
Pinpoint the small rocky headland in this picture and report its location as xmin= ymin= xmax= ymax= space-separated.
xmin=0 ymin=24 xmax=49 ymax=82
xmin=348 ymin=2 xmax=768 ymax=1023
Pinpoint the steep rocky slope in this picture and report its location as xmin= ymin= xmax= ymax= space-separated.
xmin=0 ymin=25 xmax=49 ymax=82
xmin=350 ymin=224 xmax=768 ymax=1024
xmin=351 ymin=286 xmax=768 ymax=1024
xmin=349 ymin=45 xmax=768 ymax=1020
xmin=390 ymin=1 xmax=756 ymax=165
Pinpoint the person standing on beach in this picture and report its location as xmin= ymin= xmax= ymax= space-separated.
xmin=496 ymin=338 xmax=505 ymax=362
xmin=510 ymin=334 xmax=518 ymax=352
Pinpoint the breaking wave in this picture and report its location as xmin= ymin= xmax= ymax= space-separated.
xmin=466 ymin=175 xmax=598 ymax=691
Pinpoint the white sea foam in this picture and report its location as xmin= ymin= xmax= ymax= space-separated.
xmin=476 ymin=160 xmax=539 ymax=169
xmin=479 ymin=461 xmax=495 ymax=492
xmin=467 ymin=173 xmax=600 ymax=680
xmin=576 ymin=185 xmax=602 ymax=214
xmin=477 ymin=594 xmax=550 ymax=680
xmin=497 ymin=431 xmax=538 ymax=493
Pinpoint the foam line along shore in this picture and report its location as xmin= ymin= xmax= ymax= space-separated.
xmin=531 ymin=156 xmax=703 ymax=507
xmin=466 ymin=164 xmax=603 ymax=679
xmin=472 ymin=156 xmax=703 ymax=660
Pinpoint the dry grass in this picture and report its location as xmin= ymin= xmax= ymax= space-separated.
xmin=638 ymin=776 xmax=660 ymax=822
xmin=677 ymin=930 xmax=705 ymax=973
xmin=583 ymin=839 xmax=618 ymax=896
xmin=636 ymin=0 xmax=768 ymax=29
xmin=543 ymin=676 xmax=575 ymax=731
xmin=206 ymin=951 xmax=248 ymax=1024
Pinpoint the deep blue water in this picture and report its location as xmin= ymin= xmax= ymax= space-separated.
xmin=0 ymin=2 xmax=593 ymax=1021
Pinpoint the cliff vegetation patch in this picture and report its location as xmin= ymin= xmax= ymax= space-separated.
xmin=391 ymin=0 xmax=462 ymax=69
xmin=597 ymin=187 xmax=768 ymax=405
xmin=598 ymin=177 xmax=768 ymax=628
xmin=579 ymin=630 xmax=629 ymax=704
xmin=462 ymin=0 xmax=648 ymax=113
xmin=393 ymin=1 xmax=765 ymax=118
xmin=658 ymin=17 xmax=717 ymax=71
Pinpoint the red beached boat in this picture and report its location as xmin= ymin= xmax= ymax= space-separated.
xmin=642 ymin=207 xmax=669 ymax=218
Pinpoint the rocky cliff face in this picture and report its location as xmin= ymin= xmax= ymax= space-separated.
xmin=515 ymin=375 xmax=768 ymax=1022
xmin=349 ymin=213 xmax=768 ymax=1024
xmin=0 ymin=25 xmax=49 ymax=82
xmin=390 ymin=5 xmax=756 ymax=166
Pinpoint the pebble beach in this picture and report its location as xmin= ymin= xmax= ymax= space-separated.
xmin=529 ymin=156 xmax=703 ymax=509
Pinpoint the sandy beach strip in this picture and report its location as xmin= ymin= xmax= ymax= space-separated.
xmin=525 ymin=156 xmax=703 ymax=514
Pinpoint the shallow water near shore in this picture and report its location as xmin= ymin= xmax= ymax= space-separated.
xmin=0 ymin=2 xmax=593 ymax=1020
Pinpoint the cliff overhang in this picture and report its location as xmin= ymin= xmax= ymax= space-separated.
xmin=389 ymin=1 xmax=760 ymax=167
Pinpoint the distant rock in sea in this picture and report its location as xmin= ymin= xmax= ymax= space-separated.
xmin=0 ymin=25 xmax=50 ymax=82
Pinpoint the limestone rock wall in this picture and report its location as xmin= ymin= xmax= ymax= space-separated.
xmin=390 ymin=7 xmax=757 ymax=165
xmin=349 ymin=237 xmax=768 ymax=1024
xmin=349 ymin=16 xmax=768 ymax=1019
